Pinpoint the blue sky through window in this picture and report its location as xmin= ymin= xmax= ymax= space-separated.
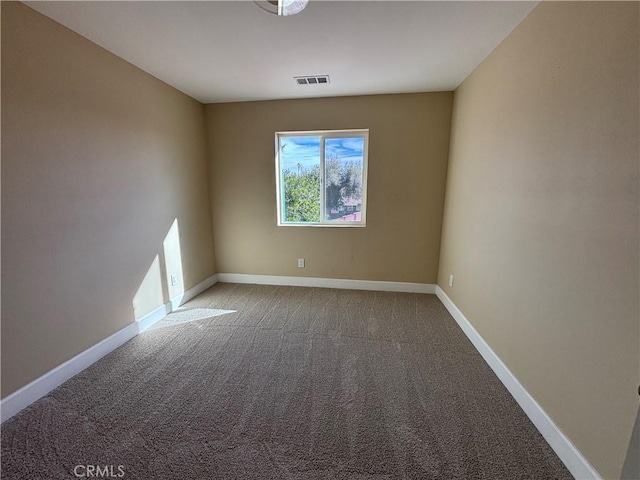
xmin=281 ymin=136 xmax=364 ymax=171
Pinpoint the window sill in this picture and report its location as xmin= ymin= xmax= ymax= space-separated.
xmin=277 ymin=222 xmax=366 ymax=228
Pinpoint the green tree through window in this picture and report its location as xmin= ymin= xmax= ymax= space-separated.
xmin=283 ymin=165 xmax=320 ymax=222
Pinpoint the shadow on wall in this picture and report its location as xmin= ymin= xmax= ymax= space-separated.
xmin=132 ymin=219 xmax=185 ymax=320
xmin=622 ymin=404 xmax=640 ymax=479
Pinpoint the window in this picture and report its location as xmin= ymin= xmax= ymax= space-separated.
xmin=275 ymin=129 xmax=369 ymax=226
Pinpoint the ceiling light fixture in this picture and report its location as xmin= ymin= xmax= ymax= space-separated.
xmin=255 ymin=0 xmax=308 ymax=16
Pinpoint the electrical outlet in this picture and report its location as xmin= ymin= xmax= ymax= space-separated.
xmin=297 ymin=258 xmax=305 ymax=268
xmin=449 ymin=274 xmax=454 ymax=287
xmin=170 ymin=274 xmax=178 ymax=286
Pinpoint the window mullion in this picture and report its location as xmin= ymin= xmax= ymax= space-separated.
xmin=319 ymin=135 xmax=325 ymax=224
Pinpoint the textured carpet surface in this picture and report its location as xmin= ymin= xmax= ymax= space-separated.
xmin=2 ymin=284 xmax=572 ymax=479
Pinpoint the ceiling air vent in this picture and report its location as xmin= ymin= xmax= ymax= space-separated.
xmin=295 ymin=75 xmax=330 ymax=85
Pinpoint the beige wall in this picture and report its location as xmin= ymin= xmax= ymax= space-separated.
xmin=206 ymin=93 xmax=452 ymax=283
xmin=1 ymin=2 xmax=216 ymax=396
xmin=438 ymin=2 xmax=639 ymax=479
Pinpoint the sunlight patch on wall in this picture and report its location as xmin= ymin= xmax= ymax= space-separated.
xmin=132 ymin=255 xmax=164 ymax=320
xmin=132 ymin=218 xmax=186 ymax=320
xmin=163 ymin=218 xmax=185 ymax=302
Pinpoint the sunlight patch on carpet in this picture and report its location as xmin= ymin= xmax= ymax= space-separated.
xmin=148 ymin=308 xmax=236 ymax=330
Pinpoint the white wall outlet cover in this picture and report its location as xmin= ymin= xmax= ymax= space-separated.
xmin=297 ymin=258 xmax=305 ymax=268
xmin=170 ymin=274 xmax=178 ymax=286
xmin=449 ymin=274 xmax=454 ymax=287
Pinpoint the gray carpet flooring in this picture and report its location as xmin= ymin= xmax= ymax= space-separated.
xmin=1 ymin=284 xmax=572 ymax=479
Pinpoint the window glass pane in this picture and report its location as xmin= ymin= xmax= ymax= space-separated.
xmin=324 ymin=137 xmax=365 ymax=222
xmin=280 ymin=136 xmax=321 ymax=223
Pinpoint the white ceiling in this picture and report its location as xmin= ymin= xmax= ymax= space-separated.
xmin=26 ymin=1 xmax=537 ymax=104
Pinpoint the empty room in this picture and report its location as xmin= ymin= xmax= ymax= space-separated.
xmin=1 ymin=1 xmax=638 ymax=479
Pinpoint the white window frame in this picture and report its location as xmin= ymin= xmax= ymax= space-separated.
xmin=275 ymin=129 xmax=369 ymax=227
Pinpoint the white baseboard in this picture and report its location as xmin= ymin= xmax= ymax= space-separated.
xmin=217 ymin=273 xmax=435 ymax=294
xmin=435 ymin=286 xmax=601 ymax=480
xmin=0 ymin=273 xmax=219 ymax=423
xmin=0 ymin=321 xmax=139 ymax=422
xmin=136 ymin=303 xmax=170 ymax=333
